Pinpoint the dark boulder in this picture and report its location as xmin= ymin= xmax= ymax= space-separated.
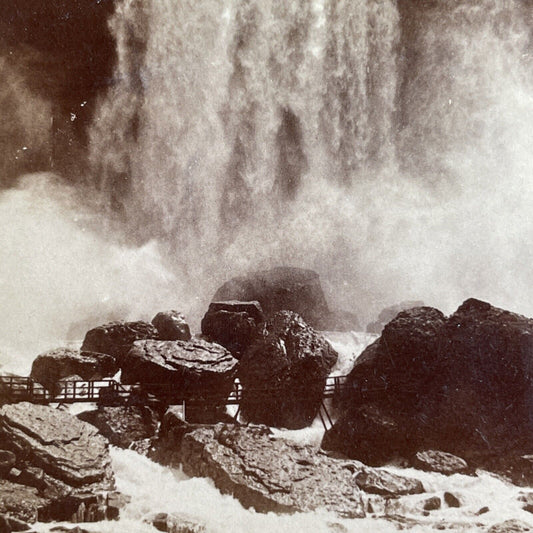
xmin=201 ymin=301 xmax=264 ymax=358
xmin=181 ymin=423 xmax=366 ymax=517
xmin=77 ymin=406 xmax=159 ymax=448
xmin=30 ymin=348 xmax=117 ymax=392
xmin=152 ymin=311 xmax=191 ymax=341
xmin=323 ymin=298 xmax=533 ymax=467
xmin=321 ymin=404 xmax=407 ymax=465
xmin=81 ymin=321 xmax=160 ymax=364
xmin=238 ymin=311 xmax=338 ymax=429
xmin=0 ymin=480 xmax=45 ymax=524
xmin=366 ymin=300 xmax=425 ymax=334
xmin=121 ymin=339 xmax=238 ymax=423
xmin=212 ymin=267 xmax=330 ymax=329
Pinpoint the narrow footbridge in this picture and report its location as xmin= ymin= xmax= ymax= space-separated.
xmin=0 ymin=375 xmax=351 ymax=408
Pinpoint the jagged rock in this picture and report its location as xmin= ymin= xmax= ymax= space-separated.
xmin=366 ymin=301 xmax=425 ymax=334
xmin=0 ymin=451 xmax=15 ymax=478
xmin=8 ymin=467 xmax=46 ymax=491
xmin=0 ymin=403 xmax=114 ymax=496
xmin=238 ymin=311 xmax=338 ymax=429
xmin=152 ymin=311 xmax=191 ymax=341
xmin=145 ymin=511 xmax=206 ymax=533
xmin=412 ymin=450 xmax=469 ymax=475
xmin=444 ymin=491 xmax=461 ymax=508
xmin=324 ymin=299 xmax=533 ymax=466
xmin=212 ymin=267 xmax=330 ymax=329
xmin=354 ymin=469 xmax=424 ymax=496
xmin=30 ymin=348 xmax=117 ymax=393
xmin=81 ymin=321 xmax=160 ymax=363
xmin=77 ymin=406 xmax=159 ymax=448
xmin=488 ymin=520 xmax=532 ymax=533
xmin=321 ymin=404 xmax=407 ymax=466
xmin=181 ymin=424 xmax=366 ymax=517
xmin=423 ymin=496 xmax=441 ymax=511
xmin=477 ymin=507 xmax=490 ymax=515
xmin=0 ymin=513 xmax=33 ymax=532
xmin=201 ymin=301 xmax=264 ymax=358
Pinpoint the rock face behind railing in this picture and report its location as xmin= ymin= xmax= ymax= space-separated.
xmin=238 ymin=311 xmax=338 ymax=429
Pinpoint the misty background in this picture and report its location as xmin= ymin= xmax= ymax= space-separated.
xmin=1 ymin=0 xmax=533 ymax=361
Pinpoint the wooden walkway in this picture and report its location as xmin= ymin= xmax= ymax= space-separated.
xmin=0 ymin=375 xmax=350 ymax=407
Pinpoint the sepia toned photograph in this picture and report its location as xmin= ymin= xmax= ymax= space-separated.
xmin=1 ymin=1 xmax=533 ymax=531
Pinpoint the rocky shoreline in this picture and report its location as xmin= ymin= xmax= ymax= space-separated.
xmin=2 ymin=267 xmax=533 ymax=532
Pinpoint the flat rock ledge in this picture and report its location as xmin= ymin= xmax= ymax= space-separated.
xmin=181 ymin=424 xmax=426 ymax=518
xmin=0 ymin=403 xmax=123 ymax=526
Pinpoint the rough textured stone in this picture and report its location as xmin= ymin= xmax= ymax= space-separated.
xmin=0 ymin=480 xmax=45 ymax=524
xmin=488 ymin=520 xmax=532 ymax=533
xmin=423 ymin=496 xmax=441 ymax=511
xmin=181 ymin=424 xmax=365 ymax=517
xmin=238 ymin=311 xmax=338 ymax=429
xmin=201 ymin=301 xmax=264 ymax=359
xmin=212 ymin=267 xmax=330 ymax=329
xmin=412 ymin=450 xmax=469 ymax=475
xmin=444 ymin=491 xmax=461 ymax=508
xmin=321 ymin=404 xmax=407 ymax=466
xmin=77 ymin=406 xmax=159 ymax=448
xmin=0 ymin=403 xmax=114 ymax=494
xmin=121 ymin=339 xmax=238 ymax=393
xmin=81 ymin=321 xmax=160 ymax=363
xmin=324 ymin=299 xmax=533 ymax=466
xmin=152 ymin=311 xmax=191 ymax=341
xmin=30 ymin=348 xmax=117 ymax=392
xmin=354 ymin=469 xmax=424 ymax=496
xmin=145 ymin=512 xmax=206 ymax=533
xmin=0 ymin=451 xmax=16 ymax=479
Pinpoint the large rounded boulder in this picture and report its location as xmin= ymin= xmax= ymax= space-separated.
xmin=201 ymin=301 xmax=265 ymax=359
xmin=151 ymin=310 xmax=191 ymax=341
xmin=30 ymin=348 xmax=117 ymax=392
xmin=212 ymin=267 xmax=330 ymax=329
xmin=121 ymin=339 xmax=238 ymax=422
xmin=238 ymin=311 xmax=338 ymax=429
xmin=323 ymin=299 xmax=533 ymax=466
xmin=81 ymin=321 xmax=160 ymax=364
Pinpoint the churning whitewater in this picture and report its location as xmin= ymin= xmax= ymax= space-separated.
xmin=1 ymin=1 xmax=533 ymax=530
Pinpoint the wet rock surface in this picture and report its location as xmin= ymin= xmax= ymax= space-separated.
xmin=0 ymin=403 xmax=114 ymax=493
xmin=324 ymin=299 xmax=533 ymax=467
xmin=201 ymin=301 xmax=264 ymax=359
xmin=238 ymin=311 xmax=338 ymax=428
xmin=81 ymin=321 xmax=160 ymax=364
xmin=0 ymin=403 xmax=122 ymax=526
xmin=30 ymin=348 xmax=117 ymax=392
xmin=412 ymin=450 xmax=469 ymax=475
xmin=145 ymin=511 xmax=206 ymax=533
xmin=354 ymin=469 xmax=424 ymax=496
xmin=121 ymin=339 xmax=238 ymax=395
xmin=77 ymin=406 xmax=159 ymax=448
xmin=152 ymin=311 xmax=191 ymax=341
xmin=181 ymin=423 xmax=366 ymax=517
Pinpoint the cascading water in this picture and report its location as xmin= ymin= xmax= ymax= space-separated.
xmin=86 ymin=0 xmax=533 ymax=327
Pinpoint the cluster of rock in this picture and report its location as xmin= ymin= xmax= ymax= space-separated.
xmin=324 ymin=298 xmax=533 ymax=480
xmin=6 ymin=267 xmax=533 ymax=529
